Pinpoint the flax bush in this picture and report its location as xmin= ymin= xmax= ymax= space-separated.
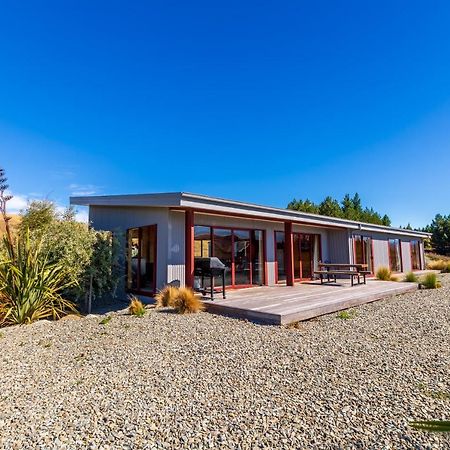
xmin=0 ymin=234 xmax=78 ymax=326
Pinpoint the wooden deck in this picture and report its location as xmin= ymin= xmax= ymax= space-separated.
xmin=203 ymin=280 xmax=418 ymax=325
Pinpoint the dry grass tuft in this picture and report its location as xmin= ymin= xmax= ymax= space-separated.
xmin=173 ymin=287 xmax=204 ymax=314
xmin=376 ymin=266 xmax=391 ymax=281
xmin=389 ymin=275 xmax=399 ymax=282
xmin=154 ymin=286 xmax=179 ymax=308
xmin=128 ymin=296 xmax=146 ymax=317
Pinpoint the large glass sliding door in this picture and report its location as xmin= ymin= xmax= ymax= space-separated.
xmin=232 ymin=229 xmax=251 ymax=286
xmin=275 ymin=231 xmax=321 ymax=282
xmin=300 ymin=234 xmax=313 ymax=279
xmin=354 ymin=235 xmax=373 ymax=273
xmin=127 ymin=225 xmax=157 ymax=294
xmin=388 ymin=239 xmax=402 ymax=272
xmin=212 ymin=228 xmax=233 ymax=286
xmin=194 ymin=225 xmax=265 ymax=287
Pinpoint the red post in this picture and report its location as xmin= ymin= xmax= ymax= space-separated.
xmin=185 ymin=209 xmax=195 ymax=288
xmin=284 ymin=221 xmax=294 ymax=286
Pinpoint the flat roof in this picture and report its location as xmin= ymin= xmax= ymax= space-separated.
xmin=70 ymin=191 xmax=430 ymax=238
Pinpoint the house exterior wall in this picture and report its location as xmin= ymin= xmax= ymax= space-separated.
xmin=89 ymin=205 xmax=170 ymax=295
xmin=192 ymin=213 xmax=333 ymax=286
xmin=88 ymin=204 xmax=427 ymax=297
xmin=327 ymin=229 xmax=351 ymax=264
xmin=349 ymin=230 xmax=423 ymax=273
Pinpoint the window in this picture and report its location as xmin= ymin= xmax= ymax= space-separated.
xmin=195 ymin=225 xmax=265 ymax=287
xmin=127 ymin=225 xmax=157 ymax=293
xmin=194 ymin=226 xmax=211 ymax=257
xmin=354 ymin=235 xmax=373 ymax=273
xmin=274 ymin=231 xmax=321 ymax=282
xmin=275 ymin=231 xmax=286 ymax=282
xmin=410 ymin=240 xmax=421 ymax=270
xmin=388 ymin=239 xmax=402 ymax=272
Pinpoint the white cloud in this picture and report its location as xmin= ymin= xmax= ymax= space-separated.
xmin=6 ymin=194 xmax=28 ymax=213
xmin=69 ymin=183 xmax=100 ymax=196
xmin=75 ymin=208 xmax=89 ymax=223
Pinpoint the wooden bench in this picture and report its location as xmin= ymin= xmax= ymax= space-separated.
xmin=314 ymin=270 xmax=363 ymax=286
xmin=315 ymin=263 xmax=370 ymax=286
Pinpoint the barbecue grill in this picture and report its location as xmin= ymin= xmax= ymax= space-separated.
xmin=194 ymin=257 xmax=227 ymax=300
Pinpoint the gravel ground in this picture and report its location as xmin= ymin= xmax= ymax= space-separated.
xmin=1 ymin=276 xmax=449 ymax=449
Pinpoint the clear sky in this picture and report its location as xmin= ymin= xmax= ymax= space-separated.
xmin=1 ymin=1 xmax=449 ymax=227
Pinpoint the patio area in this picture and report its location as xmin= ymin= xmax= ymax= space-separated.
xmin=203 ymin=279 xmax=419 ymax=325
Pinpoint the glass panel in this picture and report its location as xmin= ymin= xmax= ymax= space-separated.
xmin=293 ymin=234 xmax=301 ymax=280
xmin=411 ymin=240 xmax=420 ymax=270
xmin=275 ymin=231 xmax=286 ymax=281
xmin=194 ymin=226 xmax=211 ymax=257
xmin=363 ymin=237 xmax=373 ymax=272
xmin=389 ymin=239 xmax=401 ymax=272
xmin=127 ymin=226 xmax=156 ymax=292
xmin=233 ymin=229 xmax=251 ymax=285
xmin=213 ymin=228 xmax=233 ymax=286
xmin=313 ymin=235 xmax=320 ymax=273
xmin=140 ymin=226 xmax=156 ymax=292
xmin=251 ymin=230 xmax=264 ymax=285
xmin=127 ymin=228 xmax=139 ymax=290
xmin=354 ymin=235 xmax=364 ymax=265
xmin=300 ymin=234 xmax=312 ymax=279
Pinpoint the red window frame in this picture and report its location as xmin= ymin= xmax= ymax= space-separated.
xmin=352 ymin=235 xmax=375 ymax=274
xmin=274 ymin=230 xmax=322 ymax=283
xmin=126 ymin=224 xmax=158 ymax=296
xmin=195 ymin=225 xmax=267 ymax=288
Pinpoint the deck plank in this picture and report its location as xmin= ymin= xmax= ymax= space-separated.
xmin=203 ymin=280 xmax=418 ymax=325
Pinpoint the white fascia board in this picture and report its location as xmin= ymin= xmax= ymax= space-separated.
xmin=70 ymin=192 xmax=183 ymax=207
xmin=180 ymin=193 xmax=430 ymax=238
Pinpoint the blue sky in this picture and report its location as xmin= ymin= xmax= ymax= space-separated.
xmin=1 ymin=1 xmax=449 ymax=227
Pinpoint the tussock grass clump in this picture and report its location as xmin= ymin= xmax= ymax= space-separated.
xmin=128 ymin=296 xmax=146 ymax=317
xmin=376 ymin=266 xmax=391 ymax=281
xmin=154 ymin=286 xmax=179 ymax=308
xmin=389 ymin=275 xmax=399 ymax=282
xmin=420 ymin=273 xmax=441 ymax=289
xmin=427 ymin=259 xmax=448 ymax=271
xmin=404 ymin=272 xmax=419 ymax=283
xmin=173 ymin=287 xmax=204 ymax=314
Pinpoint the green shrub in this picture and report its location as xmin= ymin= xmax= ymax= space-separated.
xmin=0 ymin=234 xmax=78 ymax=326
xmin=404 ymin=272 xmax=419 ymax=282
xmin=420 ymin=273 xmax=441 ymax=289
xmin=376 ymin=266 xmax=391 ymax=281
xmin=19 ymin=201 xmax=121 ymax=305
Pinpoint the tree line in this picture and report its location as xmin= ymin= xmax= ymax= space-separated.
xmin=287 ymin=193 xmax=391 ymax=226
xmin=287 ymin=192 xmax=449 ymax=256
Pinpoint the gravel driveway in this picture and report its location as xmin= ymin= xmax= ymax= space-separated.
xmin=1 ymin=276 xmax=449 ymax=449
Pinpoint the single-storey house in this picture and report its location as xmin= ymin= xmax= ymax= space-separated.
xmin=71 ymin=192 xmax=429 ymax=297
